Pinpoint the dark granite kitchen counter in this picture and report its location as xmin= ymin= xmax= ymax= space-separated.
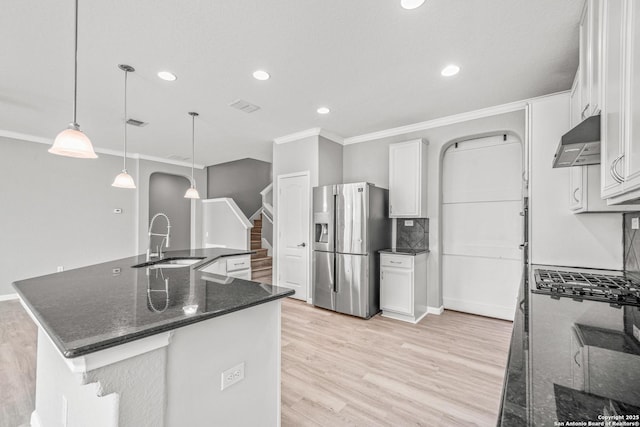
xmin=13 ymin=248 xmax=294 ymax=358
xmin=499 ymin=264 xmax=640 ymax=426
xmin=378 ymin=248 xmax=429 ymax=256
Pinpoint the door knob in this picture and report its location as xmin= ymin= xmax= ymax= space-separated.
xmin=297 ymin=242 xmax=306 ymax=248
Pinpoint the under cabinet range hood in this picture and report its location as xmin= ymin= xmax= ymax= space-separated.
xmin=552 ymin=114 xmax=601 ymax=168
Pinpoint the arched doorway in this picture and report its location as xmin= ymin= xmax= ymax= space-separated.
xmin=149 ymin=172 xmax=192 ymax=251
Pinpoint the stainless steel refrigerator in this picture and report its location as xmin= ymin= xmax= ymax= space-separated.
xmin=312 ymin=183 xmax=391 ymax=318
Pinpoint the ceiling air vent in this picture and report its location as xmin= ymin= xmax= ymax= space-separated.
xmin=126 ymin=118 xmax=148 ymax=127
xmin=229 ymin=99 xmax=261 ymax=114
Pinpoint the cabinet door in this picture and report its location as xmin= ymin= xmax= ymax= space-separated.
xmin=389 ymin=142 xmax=420 ymax=217
xmin=601 ymin=0 xmax=626 ymax=198
xmin=580 ymin=2 xmax=592 ymax=119
xmin=380 ymin=266 xmax=413 ymax=315
xmin=570 ymin=71 xmax=582 ymax=127
xmin=590 ymin=0 xmax=602 ymax=115
xmin=571 ymin=328 xmax=586 ymax=390
xmin=623 ymin=0 xmax=640 ymax=190
xmin=569 ymin=167 xmax=585 ymax=212
xmin=200 ymin=260 xmax=225 ymax=275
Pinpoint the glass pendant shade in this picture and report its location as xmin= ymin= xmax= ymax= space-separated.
xmin=112 ymin=170 xmax=136 ymax=188
xmin=184 ymin=186 xmax=200 ymax=199
xmin=49 ymin=125 xmax=98 ymax=158
xmin=51 ymin=0 xmax=97 ymax=159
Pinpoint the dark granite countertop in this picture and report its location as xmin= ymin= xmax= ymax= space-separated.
xmin=12 ymin=248 xmax=294 ymax=358
xmin=378 ymin=248 xmax=429 ymax=256
xmin=499 ymin=264 xmax=640 ymax=426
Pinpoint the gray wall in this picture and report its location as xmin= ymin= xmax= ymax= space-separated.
xmin=343 ymin=110 xmax=526 ymax=308
xmin=318 ymin=136 xmax=343 ymax=186
xmin=206 ymin=158 xmax=272 ymax=218
xmin=149 ymin=173 xmax=192 ymax=251
xmin=0 ymin=137 xmax=136 ymax=295
xmin=1 ymin=137 xmax=208 ymax=296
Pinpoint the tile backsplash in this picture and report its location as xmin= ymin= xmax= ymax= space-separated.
xmin=396 ymin=218 xmax=429 ymax=251
xmin=624 ymin=212 xmax=640 ymax=279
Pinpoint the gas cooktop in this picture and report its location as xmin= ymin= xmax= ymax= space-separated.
xmin=533 ymin=268 xmax=640 ymax=307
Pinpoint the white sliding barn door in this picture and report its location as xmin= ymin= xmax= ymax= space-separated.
xmin=442 ymin=135 xmax=523 ymax=320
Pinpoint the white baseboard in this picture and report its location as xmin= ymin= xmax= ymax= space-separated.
xmin=426 ymin=305 xmax=444 ymax=315
xmin=381 ymin=309 xmax=427 ymax=324
xmin=443 ymin=298 xmax=515 ymax=321
xmin=0 ymin=293 xmax=18 ymax=302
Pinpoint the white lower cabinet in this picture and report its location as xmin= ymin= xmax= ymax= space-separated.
xmin=380 ymin=252 xmax=427 ymax=323
xmin=200 ymin=255 xmax=251 ymax=279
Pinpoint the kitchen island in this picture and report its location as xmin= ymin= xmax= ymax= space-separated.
xmin=499 ymin=265 xmax=640 ymax=426
xmin=13 ymin=248 xmax=294 ymax=427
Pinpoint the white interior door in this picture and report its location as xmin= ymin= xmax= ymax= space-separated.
xmin=276 ymin=172 xmax=310 ymax=301
xmin=442 ymin=135 xmax=523 ymax=320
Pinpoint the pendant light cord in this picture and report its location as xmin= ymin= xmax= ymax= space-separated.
xmin=191 ymin=114 xmax=195 ymax=184
xmin=72 ymin=0 xmax=79 ymax=126
xmin=123 ymin=69 xmax=128 ymax=171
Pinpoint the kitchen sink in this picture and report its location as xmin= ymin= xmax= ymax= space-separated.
xmin=132 ymin=257 xmax=205 ymax=269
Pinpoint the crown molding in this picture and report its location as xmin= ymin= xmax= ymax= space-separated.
xmin=0 ymin=129 xmax=206 ymax=169
xmin=272 ymin=127 xmax=345 ymax=145
xmin=343 ymin=90 xmax=570 ymax=145
xmin=273 ymin=128 xmax=322 ymax=144
xmin=318 ymin=129 xmax=344 ymax=145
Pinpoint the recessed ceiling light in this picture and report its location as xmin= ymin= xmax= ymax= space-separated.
xmin=401 ymin=0 xmax=425 ymax=10
xmin=253 ymin=70 xmax=270 ymax=81
xmin=157 ymin=71 xmax=177 ymax=81
xmin=317 ymin=107 xmax=330 ymax=115
xmin=441 ymin=64 xmax=460 ymax=77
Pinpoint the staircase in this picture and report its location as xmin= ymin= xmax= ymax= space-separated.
xmin=251 ymin=214 xmax=273 ymax=284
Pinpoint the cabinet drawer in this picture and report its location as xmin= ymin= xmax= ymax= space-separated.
xmin=381 ymin=255 xmax=413 ymax=269
xmin=226 ymin=256 xmax=250 ymax=272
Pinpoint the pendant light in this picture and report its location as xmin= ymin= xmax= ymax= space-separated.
xmin=184 ymin=112 xmax=200 ymax=199
xmin=49 ymin=0 xmax=97 ymax=159
xmin=112 ymin=64 xmax=136 ymax=188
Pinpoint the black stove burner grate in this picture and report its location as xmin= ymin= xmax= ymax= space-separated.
xmin=533 ymin=269 xmax=640 ymax=306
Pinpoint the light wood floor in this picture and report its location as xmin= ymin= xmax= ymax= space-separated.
xmin=0 ymin=299 xmax=512 ymax=427
xmin=281 ymin=299 xmax=513 ymax=426
xmin=0 ymin=300 xmax=36 ymax=427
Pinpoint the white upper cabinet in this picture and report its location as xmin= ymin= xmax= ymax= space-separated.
xmin=569 ymin=72 xmax=585 ymax=212
xmin=389 ymin=139 xmax=428 ymax=218
xmin=601 ymin=0 xmax=626 ymax=199
xmin=602 ymin=0 xmax=640 ymax=204
xmin=579 ymin=0 xmax=602 ymax=120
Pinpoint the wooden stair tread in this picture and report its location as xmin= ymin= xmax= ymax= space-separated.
xmin=252 ymin=266 xmax=273 ymax=272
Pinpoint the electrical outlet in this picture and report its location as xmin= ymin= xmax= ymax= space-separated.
xmin=221 ymin=362 xmax=245 ymax=390
xmin=404 ymin=220 xmax=414 ymax=226
xmin=633 ymin=217 xmax=639 ymax=230
xmin=634 ymin=325 xmax=640 ymax=342
xmin=57 ymin=266 xmax=64 ymax=272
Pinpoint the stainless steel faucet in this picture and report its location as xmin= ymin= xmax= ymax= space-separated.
xmin=147 ymin=213 xmax=171 ymax=261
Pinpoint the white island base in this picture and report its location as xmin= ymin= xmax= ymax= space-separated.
xmin=27 ymin=301 xmax=282 ymax=427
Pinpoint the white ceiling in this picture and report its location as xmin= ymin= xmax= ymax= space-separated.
xmin=2 ymin=0 xmax=582 ymax=166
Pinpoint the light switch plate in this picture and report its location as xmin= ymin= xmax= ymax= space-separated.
xmin=632 ymin=217 xmax=639 ymax=230
xmin=404 ymin=220 xmax=414 ymax=227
